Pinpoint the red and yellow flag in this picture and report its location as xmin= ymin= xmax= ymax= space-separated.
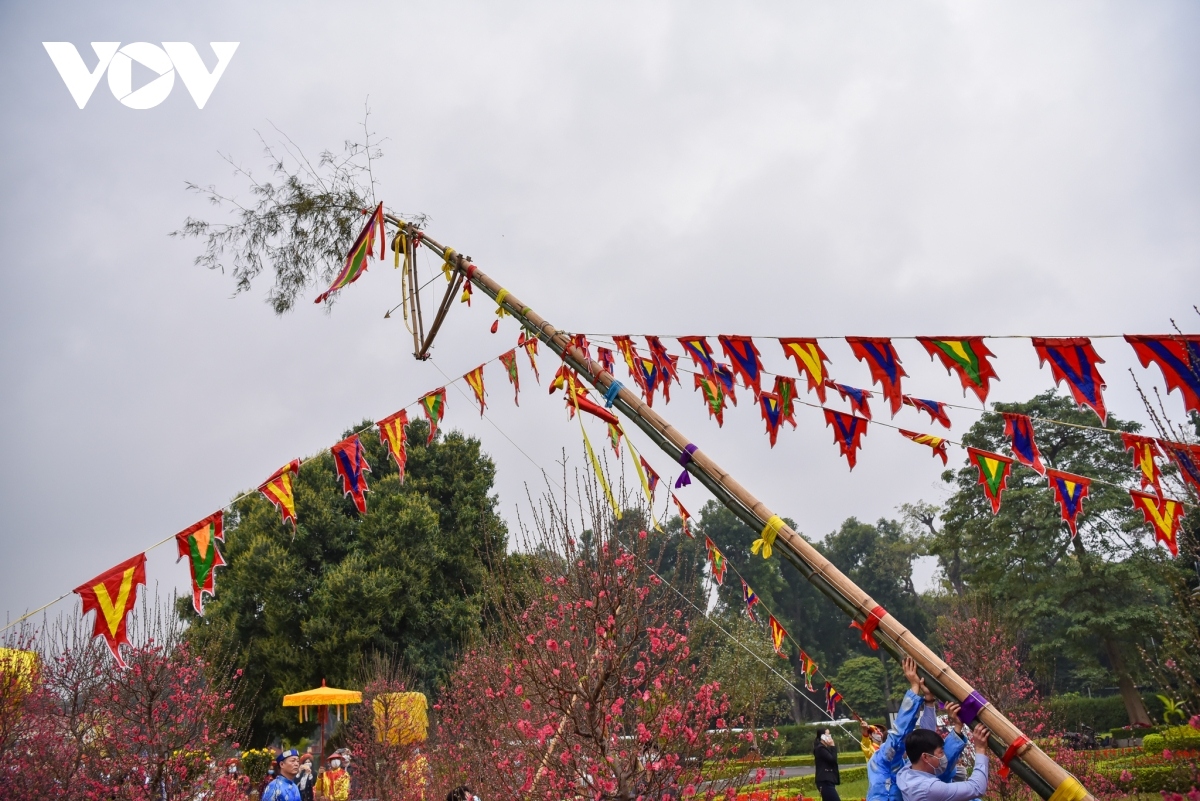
xmin=314 ymin=202 xmax=386 ymax=304
xmin=1130 ymin=490 xmax=1185 ymax=557
xmin=520 ymin=334 xmax=540 ymax=383
xmin=779 ymin=338 xmax=832 ymax=403
xmin=74 ymin=553 xmax=147 ymax=667
xmin=377 ymin=410 xmax=409 ymax=482
xmin=899 ymin=429 xmax=949 ymax=466
xmin=499 ymin=349 xmax=520 ymax=405
xmin=259 ymin=459 xmax=301 ymax=527
xmin=465 ymin=364 xmax=487 ymax=416
xmin=768 ymin=615 xmax=788 ymax=658
xmin=421 ymin=388 xmax=447 ymax=444
xmin=175 ymin=512 xmax=225 ymax=616
xmin=673 ymin=495 xmax=693 ymax=538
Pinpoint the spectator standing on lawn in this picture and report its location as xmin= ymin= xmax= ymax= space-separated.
xmin=814 ymin=727 xmax=841 ymax=801
xmin=897 ymin=724 xmax=990 ymax=801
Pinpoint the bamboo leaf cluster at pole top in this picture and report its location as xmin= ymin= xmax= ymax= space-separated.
xmin=391 ymin=215 xmax=1107 ymax=801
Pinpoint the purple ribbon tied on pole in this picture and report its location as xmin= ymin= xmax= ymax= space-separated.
xmin=675 ymin=444 xmax=698 ymax=488
xmin=957 ymin=691 xmax=989 ymax=725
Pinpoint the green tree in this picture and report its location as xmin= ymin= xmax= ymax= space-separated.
xmin=184 ymin=418 xmax=507 ymax=743
xmin=930 ymin=390 xmax=1177 ymax=725
xmin=697 ymin=612 xmax=792 ymax=731
xmin=832 ymin=656 xmax=887 ymax=718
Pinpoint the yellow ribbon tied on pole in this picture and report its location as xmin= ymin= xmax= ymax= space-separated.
xmin=1047 ymin=778 xmax=1088 ymax=801
xmin=494 ymin=288 xmax=511 ymax=320
xmin=753 ymin=515 xmax=785 ymax=560
xmin=442 ymin=247 xmax=457 ymax=281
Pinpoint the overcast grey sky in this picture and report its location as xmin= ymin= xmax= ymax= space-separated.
xmin=2 ymin=1 xmax=1198 ymax=624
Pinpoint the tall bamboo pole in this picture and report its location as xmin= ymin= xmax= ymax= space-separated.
xmin=389 ymin=217 xmax=1091 ymax=801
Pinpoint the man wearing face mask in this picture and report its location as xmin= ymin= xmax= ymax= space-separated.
xmin=897 ymin=724 xmax=991 ymax=801
xmin=814 ymin=728 xmax=841 ymax=801
xmin=315 ymin=753 xmax=350 ymax=801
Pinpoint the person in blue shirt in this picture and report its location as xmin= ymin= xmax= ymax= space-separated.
xmin=865 ymin=658 xmax=968 ymax=801
xmin=262 ymin=749 xmax=303 ymax=801
xmin=897 ymin=724 xmax=991 ymax=801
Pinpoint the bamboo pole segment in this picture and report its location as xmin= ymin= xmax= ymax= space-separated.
xmin=386 ymin=218 xmax=1090 ymax=801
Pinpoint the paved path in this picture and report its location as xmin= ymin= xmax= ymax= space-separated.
xmin=759 ymin=761 xmax=867 ymax=781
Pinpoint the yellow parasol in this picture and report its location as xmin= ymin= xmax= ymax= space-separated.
xmin=282 ymin=679 xmax=362 ymax=766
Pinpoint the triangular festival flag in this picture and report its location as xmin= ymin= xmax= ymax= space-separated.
xmin=640 ymin=456 xmax=660 ymax=498
xmin=769 ymin=615 xmax=788 ymax=658
xmin=608 ymin=423 xmax=623 ymax=459
xmin=314 ymin=202 xmax=386 ymax=304
xmin=823 ymin=409 xmax=868 ymax=470
xmin=759 ymin=391 xmax=785 ymax=447
xmin=674 ymin=495 xmax=694 ymax=538
xmin=719 ymin=335 xmax=765 ymax=396
xmin=421 ymin=388 xmax=447 ymax=444
xmin=902 ymin=396 xmax=951 ymax=429
xmin=827 ymin=381 xmax=873 ymax=419
xmin=499 ymin=349 xmax=521 ymax=405
xmin=780 ymin=338 xmax=832 ymax=403
xmin=713 ymin=364 xmax=739 ymax=406
xmin=1130 ymin=490 xmax=1185 ymax=557
xmin=1045 ymin=469 xmax=1091 ymax=537
xmin=1125 ymin=335 xmax=1200 ymax=417
xmin=1158 ymin=439 xmax=1200 ymax=496
xmin=917 ymin=337 xmax=999 ymax=403
xmin=678 ymin=336 xmax=717 ymax=375
xmin=742 ymin=580 xmax=760 ymax=623
xmin=846 ymin=337 xmax=908 ymax=416
xmin=175 ymin=512 xmax=225 ymax=616
xmin=570 ymin=333 xmax=592 ymax=364
xmin=967 ymin=447 xmax=1013 ymax=515
xmin=694 ymin=373 xmax=727 ymax=426
xmin=613 ymin=335 xmax=644 ymax=388
xmin=825 ymin=683 xmax=843 ymax=716
xmin=635 ymin=357 xmax=661 ymax=407
xmin=899 ymin=429 xmax=949 ymax=466
xmin=465 ymin=364 xmax=487 ymax=416
xmin=645 ymin=336 xmax=680 ymax=399
xmin=800 ymin=651 xmax=818 ymax=691
xmin=1002 ymin=412 xmax=1045 ymax=475
xmin=331 ymin=434 xmax=371 ymax=514
xmin=1121 ymin=433 xmax=1163 ymax=498
xmin=74 ymin=553 xmax=147 ymax=667
xmin=597 ymin=346 xmax=616 ymax=377
xmin=1031 ymin=337 xmax=1108 ymax=423
xmin=259 ymin=459 xmax=301 ymax=527
xmin=773 ymin=375 xmax=798 ymax=428
xmin=705 ymin=536 xmax=727 ymax=585
xmin=520 ymin=333 xmax=541 ymax=383
xmin=376 ymin=410 xmax=410 ymax=481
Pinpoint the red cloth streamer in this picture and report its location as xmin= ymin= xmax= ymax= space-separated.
xmin=998 ymin=735 xmax=1031 ymax=778
xmin=850 ymin=605 xmax=886 ymax=649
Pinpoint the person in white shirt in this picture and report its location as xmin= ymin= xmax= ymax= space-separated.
xmin=897 ymin=723 xmax=991 ymax=801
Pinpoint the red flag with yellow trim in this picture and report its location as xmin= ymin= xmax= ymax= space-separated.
xmin=780 ymin=338 xmax=832 ymax=403
xmin=74 ymin=553 xmax=147 ymax=667
xmin=769 ymin=615 xmax=788 ymax=658
xmin=465 ymin=364 xmax=487 ymax=416
xmin=1121 ymin=433 xmax=1162 ymax=498
xmin=1130 ymin=490 xmax=1184 ymax=557
xmin=377 ymin=410 xmax=410 ymax=481
xmin=175 ymin=512 xmax=225 ymax=616
xmin=259 ymin=460 xmax=301 ymax=527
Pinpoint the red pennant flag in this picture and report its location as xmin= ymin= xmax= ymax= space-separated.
xmin=1002 ymin=413 xmax=1045 ymax=475
xmin=1120 ymin=433 xmax=1162 ymax=498
xmin=1158 ymin=439 xmax=1200 ymax=496
xmin=773 ymin=375 xmax=798 ymax=428
xmin=645 ymin=336 xmax=680 ymax=399
xmin=917 ymin=337 xmax=999 ymax=403
xmin=967 ymin=447 xmax=1014 ymax=515
xmin=718 ymin=336 xmax=765 ymax=396
xmin=760 ymin=391 xmax=785 ymax=447
xmin=314 ymin=202 xmax=386 ymax=303
xmin=175 ymin=512 xmax=225 ymax=616
xmin=1125 ymin=335 xmax=1200 ymax=416
xmin=420 ymin=388 xmax=447 ymax=444
xmin=499 ymin=349 xmax=521 ymax=406
xmin=826 ymin=380 xmax=873 ymax=419
xmin=769 ymin=615 xmax=788 ymax=658
xmin=1130 ymin=490 xmax=1185 ymax=557
xmin=780 ymin=338 xmax=832 ymax=403
xmin=74 ymin=553 xmax=147 ymax=667
xmin=705 ymin=536 xmax=727 ymax=585
xmin=377 ymin=410 xmax=410 ymax=481
xmin=846 ymin=337 xmax=907 ymax=416
xmin=570 ymin=334 xmax=592 ymax=364
xmin=1046 ymin=469 xmax=1091 ymax=537
xmin=678 ymin=336 xmax=717 ymax=375
xmin=259 ymin=459 xmax=301 ymax=527
xmin=694 ymin=373 xmax=727 ymax=426
xmin=520 ymin=334 xmax=541 ymax=383
xmin=596 ymin=346 xmax=616 ymax=377
xmin=465 ymin=364 xmax=487 ymax=416
xmin=823 ymin=409 xmax=868 ymax=470
xmin=608 ymin=423 xmax=623 ymax=459
xmin=899 ymin=429 xmax=949 ymax=466
xmin=331 ymin=434 xmax=371 ymax=514
xmin=902 ymin=396 xmax=951 ymax=429
xmin=1031 ymin=337 xmax=1108 ymax=423
xmin=673 ymin=495 xmax=694 ymax=538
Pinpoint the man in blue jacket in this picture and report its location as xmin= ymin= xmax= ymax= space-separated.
xmin=866 ymin=658 xmax=968 ymax=801
xmin=262 ymin=749 xmax=302 ymax=801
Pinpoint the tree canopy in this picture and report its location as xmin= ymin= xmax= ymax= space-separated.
xmin=184 ymin=418 xmax=507 ymax=743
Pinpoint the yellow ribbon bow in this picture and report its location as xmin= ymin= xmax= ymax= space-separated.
xmin=752 ymin=515 xmax=785 ymax=559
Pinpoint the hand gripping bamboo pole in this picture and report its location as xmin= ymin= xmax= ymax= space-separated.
xmin=389 ymin=218 xmax=1092 ymax=801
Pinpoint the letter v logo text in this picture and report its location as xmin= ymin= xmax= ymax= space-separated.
xmin=161 ymin=42 xmax=239 ymax=109
xmin=43 ymin=42 xmax=120 ymax=109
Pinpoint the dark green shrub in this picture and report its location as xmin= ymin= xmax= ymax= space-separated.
xmin=1044 ymin=693 xmax=1165 ymax=733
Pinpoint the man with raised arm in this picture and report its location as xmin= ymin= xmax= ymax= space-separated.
xmin=898 ymin=723 xmax=991 ymax=801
